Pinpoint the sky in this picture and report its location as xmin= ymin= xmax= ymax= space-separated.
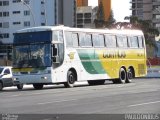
xmin=88 ymin=0 xmax=131 ymax=22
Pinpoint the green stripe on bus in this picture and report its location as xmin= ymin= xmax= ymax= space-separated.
xmin=77 ymin=49 xmax=106 ymax=74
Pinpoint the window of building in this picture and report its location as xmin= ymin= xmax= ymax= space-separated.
xmin=24 ymin=10 xmax=30 ymax=16
xmin=0 ymin=23 xmax=2 ymax=28
xmin=3 ymin=12 xmax=9 ymax=17
xmin=2 ymin=33 xmax=9 ymax=38
xmin=3 ymin=22 xmax=9 ymax=28
xmin=24 ymin=0 xmax=29 ymax=4
xmin=3 ymin=1 xmax=9 ymax=6
xmin=24 ymin=21 xmax=30 ymax=27
xmin=0 ymin=1 xmax=2 ymax=6
xmin=41 ymin=12 xmax=45 ymax=15
xmin=13 ymin=22 xmax=21 ymax=25
xmin=13 ymin=0 xmax=21 ymax=3
xmin=41 ymin=23 xmax=45 ymax=26
xmin=0 ymin=12 xmax=2 ymax=17
xmin=13 ymin=11 xmax=21 ymax=14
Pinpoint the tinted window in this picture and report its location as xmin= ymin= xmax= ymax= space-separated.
xmin=105 ymin=35 xmax=117 ymax=48
xmin=14 ymin=31 xmax=52 ymax=44
xmin=93 ymin=34 xmax=105 ymax=47
xmin=4 ymin=69 xmax=10 ymax=74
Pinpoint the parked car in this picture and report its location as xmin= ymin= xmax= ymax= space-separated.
xmin=0 ymin=66 xmax=13 ymax=91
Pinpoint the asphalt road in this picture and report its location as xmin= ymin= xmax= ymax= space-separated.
xmin=0 ymin=78 xmax=160 ymax=115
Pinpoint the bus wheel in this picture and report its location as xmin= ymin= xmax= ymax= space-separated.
xmin=88 ymin=80 xmax=105 ymax=86
xmin=17 ymin=84 xmax=23 ymax=90
xmin=33 ymin=84 xmax=44 ymax=90
xmin=118 ymin=68 xmax=126 ymax=84
xmin=0 ymin=82 xmax=3 ymax=91
xmin=64 ymin=71 xmax=75 ymax=88
xmin=126 ymin=68 xmax=134 ymax=83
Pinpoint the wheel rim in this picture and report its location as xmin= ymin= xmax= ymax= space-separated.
xmin=120 ymin=70 xmax=126 ymax=81
xmin=68 ymin=74 xmax=74 ymax=84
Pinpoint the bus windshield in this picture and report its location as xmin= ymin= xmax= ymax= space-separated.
xmin=13 ymin=44 xmax=51 ymax=68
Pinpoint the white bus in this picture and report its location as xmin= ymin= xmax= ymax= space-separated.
xmin=12 ymin=25 xmax=147 ymax=89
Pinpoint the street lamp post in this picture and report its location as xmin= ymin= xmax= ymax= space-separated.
xmin=20 ymin=0 xmax=36 ymax=26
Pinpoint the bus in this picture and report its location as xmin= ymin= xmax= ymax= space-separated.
xmin=12 ymin=25 xmax=147 ymax=89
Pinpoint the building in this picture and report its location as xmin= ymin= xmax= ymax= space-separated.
xmin=0 ymin=0 xmax=76 ymax=63
xmin=131 ymin=0 xmax=160 ymax=31
xmin=76 ymin=6 xmax=94 ymax=28
xmin=77 ymin=0 xmax=88 ymax=7
xmin=98 ymin=0 xmax=111 ymax=21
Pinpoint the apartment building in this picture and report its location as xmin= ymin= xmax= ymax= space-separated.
xmin=131 ymin=0 xmax=160 ymax=31
xmin=0 ymin=0 xmax=76 ymax=61
xmin=76 ymin=6 xmax=93 ymax=28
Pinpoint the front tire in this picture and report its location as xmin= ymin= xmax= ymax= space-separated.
xmin=64 ymin=71 xmax=76 ymax=88
xmin=33 ymin=84 xmax=44 ymax=90
xmin=17 ymin=84 xmax=23 ymax=90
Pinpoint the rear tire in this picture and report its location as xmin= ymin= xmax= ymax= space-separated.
xmin=118 ymin=68 xmax=126 ymax=84
xmin=33 ymin=84 xmax=44 ymax=90
xmin=17 ymin=84 xmax=23 ymax=90
xmin=64 ymin=71 xmax=76 ymax=88
xmin=126 ymin=68 xmax=133 ymax=83
xmin=0 ymin=82 xmax=3 ymax=91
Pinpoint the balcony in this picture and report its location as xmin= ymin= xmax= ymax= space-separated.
xmin=152 ymin=9 xmax=160 ymax=15
xmin=152 ymin=18 xmax=160 ymax=23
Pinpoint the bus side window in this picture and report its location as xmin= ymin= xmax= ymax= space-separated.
xmin=72 ymin=33 xmax=79 ymax=47
xmin=138 ymin=36 xmax=144 ymax=48
xmin=65 ymin=31 xmax=73 ymax=47
xmin=93 ymin=34 xmax=105 ymax=47
xmin=105 ymin=35 xmax=117 ymax=48
xmin=85 ymin=34 xmax=92 ymax=47
xmin=53 ymin=31 xmax=63 ymax=42
xmin=79 ymin=33 xmax=85 ymax=47
xmin=117 ymin=35 xmax=124 ymax=48
xmin=128 ymin=36 xmax=139 ymax=48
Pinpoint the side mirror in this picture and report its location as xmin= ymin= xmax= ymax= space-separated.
xmin=52 ymin=45 xmax=58 ymax=56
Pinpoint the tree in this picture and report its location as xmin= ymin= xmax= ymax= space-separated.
xmin=94 ymin=0 xmax=105 ymax=28
xmin=130 ymin=16 xmax=159 ymax=49
xmin=105 ymin=9 xmax=116 ymax=28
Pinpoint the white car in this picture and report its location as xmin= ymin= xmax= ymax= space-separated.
xmin=0 ymin=66 xmax=13 ymax=90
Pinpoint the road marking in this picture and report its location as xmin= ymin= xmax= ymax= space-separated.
xmin=128 ymin=101 xmax=160 ymax=107
xmin=37 ymin=99 xmax=78 ymax=105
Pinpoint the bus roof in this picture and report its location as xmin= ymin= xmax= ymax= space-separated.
xmin=15 ymin=25 xmax=144 ymax=36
